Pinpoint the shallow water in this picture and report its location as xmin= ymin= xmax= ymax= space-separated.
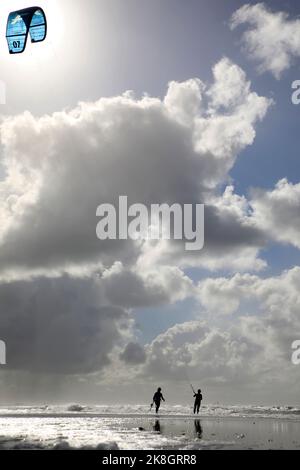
xmin=0 ymin=404 xmax=300 ymax=450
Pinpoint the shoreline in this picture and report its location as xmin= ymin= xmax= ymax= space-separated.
xmin=0 ymin=413 xmax=299 ymax=420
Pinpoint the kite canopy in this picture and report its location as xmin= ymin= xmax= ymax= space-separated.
xmin=6 ymin=7 xmax=47 ymax=54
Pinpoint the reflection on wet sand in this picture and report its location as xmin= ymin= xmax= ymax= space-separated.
xmin=194 ymin=419 xmax=203 ymax=439
xmin=153 ymin=420 xmax=161 ymax=433
xmin=152 ymin=419 xmax=203 ymax=440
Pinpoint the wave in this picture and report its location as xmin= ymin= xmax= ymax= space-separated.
xmin=0 ymin=437 xmax=119 ymax=451
xmin=66 ymin=404 xmax=86 ymax=412
xmin=0 ymin=404 xmax=299 ymax=420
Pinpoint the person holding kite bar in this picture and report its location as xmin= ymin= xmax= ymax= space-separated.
xmin=191 ymin=385 xmax=203 ymax=414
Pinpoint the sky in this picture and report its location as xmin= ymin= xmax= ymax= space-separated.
xmin=0 ymin=0 xmax=300 ymax=406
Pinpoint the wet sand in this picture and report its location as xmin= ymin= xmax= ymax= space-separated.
xmin=0 ymin=414 xmax=300 ymax=449
xmin=129 ymin=416 xmax=300 ymax=450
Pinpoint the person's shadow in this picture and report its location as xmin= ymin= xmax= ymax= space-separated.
xmin=194 ymin=419 xmax=203 ymax=439
xmin=153 ymin=420 xmax=161 ymax=433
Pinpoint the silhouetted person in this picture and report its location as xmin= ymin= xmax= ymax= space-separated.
xmin=193 ymin=389 xmax=202 ymax=414
xmin=194 ymin=419 xmax=203 ymax=439
xmin=153 ymin=387 xmax=165 ymax=414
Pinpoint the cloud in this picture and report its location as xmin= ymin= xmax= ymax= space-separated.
xmin=164 ymin=78 xmax=205 ymax=126
xmin=143 ymin=320 xmax=266 ymax=386
xmin=142 ymin=270 xmax=300 ymax=391
xmin=0 ymin=58 xmax=271 ymax=281
xmin=251 ymin=179 xmax=300 ymax=249
xmin=230 ymin=3 xmax=300 ymax=78
xmin=0 ymin=258 xmax=192 ymax=376
xmin=136 ymin=266 xmax=300 ymax=397
xmin=196 ymin=266 xmax=300 ymax=363
xmin=197 ymin=266 xmax=300 ymax=327
xmin=0 ymin=276 xmax=133 ymax=374
xmin=101 ymin=262 xmax=194 ymax=308
xmin=137 ymin=184 xmax=267 ymax=273
xmin=0 ymin=58 xmax=278 ymax=394
xmin=120 ymin=342 xmax=146 ymax=365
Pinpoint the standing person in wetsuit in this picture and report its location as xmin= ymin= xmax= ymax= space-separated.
xmin=193 ymin=389 xmax=202 ymax=414
xmin=152 ymin=387 xmax=165 ymax=414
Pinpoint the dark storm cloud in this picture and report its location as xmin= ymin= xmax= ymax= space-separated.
xmin=0 ymin=276 xmax=131 ymax=374
xmin=119 ymin=342 xmax=146 ymax=365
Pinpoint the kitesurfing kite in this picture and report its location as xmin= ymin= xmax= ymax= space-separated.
xmin=6 ymin=7 xmax=47 ymax=54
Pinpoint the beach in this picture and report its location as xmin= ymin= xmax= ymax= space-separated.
xmin=0 ymin=405 xmax=299 ymax=450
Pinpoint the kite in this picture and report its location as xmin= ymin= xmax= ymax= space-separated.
xmin=6 ymin=7 xmax=47 ymax=54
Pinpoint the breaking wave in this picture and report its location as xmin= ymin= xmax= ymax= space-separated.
xmin=0 ymin=404 xmax=299 ymax=420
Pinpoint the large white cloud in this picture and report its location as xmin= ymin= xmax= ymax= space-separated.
xmin=144 ymin=321 xmax=254 ymax=384
xmin=0 ymin=58 xmax=271 ymax=281
xmin=197 ymin=266 xmax=300 ymax=319
xmin=230 ymin=3 xmax=300 ymax=78
xmin=197 ymin=267 xmax=300 ymax=365
xmin=124 ymin=265 xmax=300 ymax=394
xmin=142 ymin=318 xmax=291 ymax=391
xmin=141 ymin=267 xmax=300 ymax=394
